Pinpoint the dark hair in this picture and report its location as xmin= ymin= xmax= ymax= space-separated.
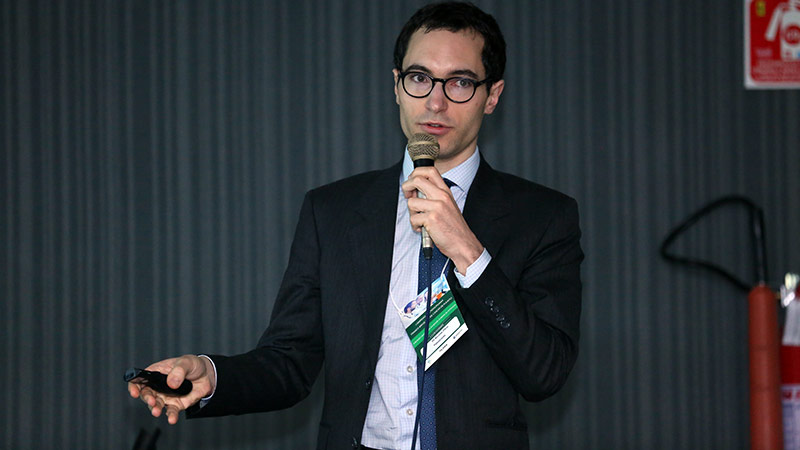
xmin=394 ymin=2 xmax=506 ymax=88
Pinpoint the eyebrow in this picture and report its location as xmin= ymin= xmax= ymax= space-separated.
xmin=403 ymin=64 xmax=482 ymax=80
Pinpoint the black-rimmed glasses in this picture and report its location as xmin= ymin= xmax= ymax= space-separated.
xmin=398 ymin=71 xmax=489 ymax=103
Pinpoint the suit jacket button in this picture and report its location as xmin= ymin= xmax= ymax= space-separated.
xmin=500 ymin=320 xmax=510 ymax=329
xmin=484 ymin=297 xmax=494 ymax=307
xmin=491 ymin=306 xmax=500 ymax=314
xmin=495 ymin=314 xmax=506 ymax=322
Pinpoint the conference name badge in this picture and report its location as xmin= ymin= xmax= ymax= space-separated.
xmin=398 ymin=272 xmax=468 ymax=370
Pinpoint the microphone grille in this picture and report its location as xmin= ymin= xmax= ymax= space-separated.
xmin=407 ymin=133 xmax=439 ymax=161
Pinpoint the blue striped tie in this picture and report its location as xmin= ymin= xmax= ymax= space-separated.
xmin=417 ymin=178 xmax=455 ymax=450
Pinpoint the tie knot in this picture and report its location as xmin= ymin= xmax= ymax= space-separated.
xmin=443 ymin=178 xmax=456 ymax=188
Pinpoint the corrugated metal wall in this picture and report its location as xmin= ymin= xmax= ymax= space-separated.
xmin=2 ymin=1 xmax=798 ymax=448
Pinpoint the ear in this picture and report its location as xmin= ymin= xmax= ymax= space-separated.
xmin=483 ymin=79 xmax=505 ymax=115
xmin=393 ymin=69 xmax=401 ymax=105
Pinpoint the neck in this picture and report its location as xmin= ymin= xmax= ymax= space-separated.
xmin=433 ymin=147 xmax=476 ymax=173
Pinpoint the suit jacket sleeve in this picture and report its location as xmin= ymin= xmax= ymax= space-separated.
xmin=450 ymin=182 xmax=583 ymax=403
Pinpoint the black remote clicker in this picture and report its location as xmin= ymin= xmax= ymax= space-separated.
xmin=124 ymin=367 xmax=193 ymax=396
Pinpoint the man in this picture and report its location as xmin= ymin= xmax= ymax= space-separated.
xmin=128 ymin=2 xmax=583 ymax=449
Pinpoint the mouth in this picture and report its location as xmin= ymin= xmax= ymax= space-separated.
xmin=419 ymin=122 xmax=451 ymax=135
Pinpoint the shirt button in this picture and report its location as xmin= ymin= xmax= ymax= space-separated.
xmin=407 ymin=365 xmax=414 ymax=373
xmin=406 ymin=408 xmax=414 ymax=416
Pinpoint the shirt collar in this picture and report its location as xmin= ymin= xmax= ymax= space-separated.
xmin=401 ymin=146 xmax=481 ymax=194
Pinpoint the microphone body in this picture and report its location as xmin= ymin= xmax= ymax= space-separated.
xmin=407 ymin=133 xmax=440 ymax=260
xmin=413 ymin=157 xmax=436 ymax=259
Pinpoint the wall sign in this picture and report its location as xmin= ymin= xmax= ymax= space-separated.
xmin=746 ymin=0 xmax=800 ymax=88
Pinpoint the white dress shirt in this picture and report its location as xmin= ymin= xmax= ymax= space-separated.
xmin=360 ymin=147 xmax=491 ymax=450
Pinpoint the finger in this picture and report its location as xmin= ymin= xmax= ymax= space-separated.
xmin=406 ymin=196 xmax=429 ymax=213
xmin=401 ymin=175 xmax=425 ymax=198
xmin=409 ymin=166 xmax=447 ymax=188
xmin=404 ymin=175 xmax=450 ymax=201
xmin=150 ymin=395 xmax=166 ymax=418
xmin=139 ymin=386 xmax=158 ymax=408
xmin=164 ymin=403 xmax=182 ymax=425
xmin=128 ymin=382 xmax=140 ymax=398
xmin=402 ymin=166 xmax=437 ymax=188
xmin=402 ymin=178 xmax=431 ymax=200
xmin=144 ymin=356 xmax=179 ymax=375
xmin=407 ymin=196 xmax=450 ymax=220
xmin=409 ymin=165 xmax=439 ymax=178
xmin=402 ymin=184 xmax=418 ymax=199
xmin=173 ymin=354 xmax=209 ymax=388
xmin=166 ymin=360 xmax=189 ymax=390
xmin=405 ymin=210 xmax=424 ymax=231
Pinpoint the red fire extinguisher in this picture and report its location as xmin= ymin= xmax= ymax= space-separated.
xmin=661 ymin=196 xmax=785 ymax=449
xmin=749 ymin=284 xmax=783 ymax=449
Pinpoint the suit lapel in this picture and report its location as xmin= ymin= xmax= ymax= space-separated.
xmin=462 ymin=158 xmax=512 ymax=256
xmin=346 ymin=162 xmax=402 ymax=347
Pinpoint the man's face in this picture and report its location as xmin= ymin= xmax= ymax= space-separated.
xmin=394 ymin=28 xmax=504 ymax=171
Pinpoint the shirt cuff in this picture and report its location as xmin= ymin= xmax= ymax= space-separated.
xmin=197 ymin=354 xmax=217 ymax=407
xmin=454 ymin=248 xmax=491 ymax=288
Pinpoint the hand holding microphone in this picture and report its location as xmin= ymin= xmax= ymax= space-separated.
xmin=403 ymin=133 xmax=484 ymax=272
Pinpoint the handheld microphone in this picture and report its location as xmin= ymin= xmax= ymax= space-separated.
xmin=407 ymin=133 xmax=440 ymax=260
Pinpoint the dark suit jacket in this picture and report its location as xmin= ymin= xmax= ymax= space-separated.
xmin=188 ymin=157 xmax=583 ymax=450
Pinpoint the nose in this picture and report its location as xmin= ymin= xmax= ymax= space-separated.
xmin=425 ymin=81 xmax=448 ymax=113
